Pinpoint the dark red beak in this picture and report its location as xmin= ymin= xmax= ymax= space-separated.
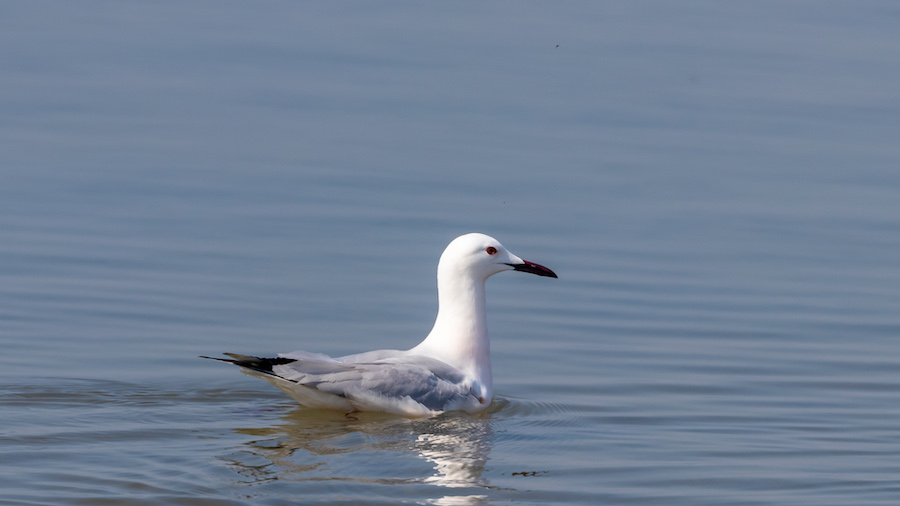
xmin=506 ymin=260 xmax=558 ymax=278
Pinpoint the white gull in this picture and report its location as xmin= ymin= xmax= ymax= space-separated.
xmin=203 ymin=233 xmax=557 ymax=417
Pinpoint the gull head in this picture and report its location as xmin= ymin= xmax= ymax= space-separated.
xmin=438 ymin=233 xmax=558 ymax=282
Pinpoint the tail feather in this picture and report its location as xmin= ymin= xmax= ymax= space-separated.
xmin=200 ymin=354 xmax=297 ymax=376
xmin=201 ymin=353 xmax=355 ymax=411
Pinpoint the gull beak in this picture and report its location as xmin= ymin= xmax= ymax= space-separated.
xmin=507 ymin=260 xmax=558 ymax=278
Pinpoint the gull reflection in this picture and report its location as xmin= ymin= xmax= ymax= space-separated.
xmin=414 ymin=415 xmax=492 ymax=505
xmin=227 ymin=403 xmax=504 ymax=504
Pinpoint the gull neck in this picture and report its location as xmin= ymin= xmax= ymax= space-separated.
xmin=412 ymin=264 xmax=493 ymax=388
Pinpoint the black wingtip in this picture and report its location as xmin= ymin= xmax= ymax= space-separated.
xmin=200 ymin=355 xmax=235 ymax=363
xmin=201 ymin=354 xmax=296 ymax=374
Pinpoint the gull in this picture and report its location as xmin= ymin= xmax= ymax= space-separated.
xmin=202 ymin=233 xmax=557 ymax=417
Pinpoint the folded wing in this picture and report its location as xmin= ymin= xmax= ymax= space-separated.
xmin=204 ymin=351 xmax=480 ymax=416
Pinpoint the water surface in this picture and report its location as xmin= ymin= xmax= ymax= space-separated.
xmin=2 ymin=2 xmax=900 ymax=504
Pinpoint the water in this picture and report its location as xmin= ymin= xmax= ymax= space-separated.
xmin=2 ymin=2 xmax=900 ymax=504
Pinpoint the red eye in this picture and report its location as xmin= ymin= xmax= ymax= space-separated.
xmin=485 ymin=246 xmax=497 ymax=255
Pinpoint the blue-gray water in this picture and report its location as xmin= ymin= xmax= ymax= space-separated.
xmin=2 ymin=2 xmax=900 ymax=504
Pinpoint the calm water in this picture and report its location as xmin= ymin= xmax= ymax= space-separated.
xmin=2 ymin=2 xmax=900 ymax=504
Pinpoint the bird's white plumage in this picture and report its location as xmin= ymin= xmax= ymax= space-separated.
xmin=208 ymin=233 xmax=556 ymax=417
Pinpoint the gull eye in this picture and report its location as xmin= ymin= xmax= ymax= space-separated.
xmin=485 ymin=246 xmax=497 ymax=255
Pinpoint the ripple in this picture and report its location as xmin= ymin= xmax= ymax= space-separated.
xmin=493 ymin=395 xmax=590 ymax=419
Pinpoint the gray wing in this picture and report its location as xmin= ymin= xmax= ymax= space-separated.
xmin=271 ymin=352 xmax=477 ymax=412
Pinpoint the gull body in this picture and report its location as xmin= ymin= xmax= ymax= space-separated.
xmin=203 ymin=233 xmax=556 ymax=417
